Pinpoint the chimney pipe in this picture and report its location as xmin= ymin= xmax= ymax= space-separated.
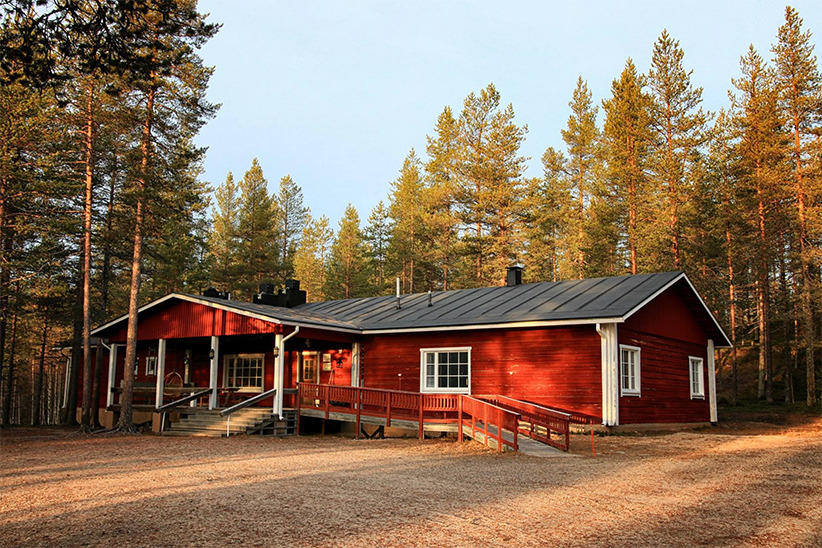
xmin=506 ymin=266 xmax=523 ymax=287
xmin=396 ymin=277 xmax=401 ymax=309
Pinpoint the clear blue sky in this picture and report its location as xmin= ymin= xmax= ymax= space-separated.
xmin=194 ymin=1 xmax=821 ymax=227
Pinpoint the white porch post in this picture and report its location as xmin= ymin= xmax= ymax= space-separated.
xmin=155 ymin=339 xmax=167 ymax=409
xmin=707 ymin=339 xmax=718 ymax=424
xmin=274 ymin=333 xmax=284 ymax=416
xmin=209 ymin=335 xmax=220 ymax=410
xmin=106 ymin=344 xmax=118 ymax=407
xmin=351 ymin=342 xmax=361 ymax=387
xmin=597 ymin=323 xmax=619 ymax=427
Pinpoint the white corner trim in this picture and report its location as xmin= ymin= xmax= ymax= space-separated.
xmin=707 ymin=339 xmax=717 ymax=423
xmin=597 ymin=323 xmax=619 ymax=426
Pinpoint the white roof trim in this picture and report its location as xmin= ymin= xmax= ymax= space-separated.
xmin=622 ymin=273 xmax=732 ymax=347
xmin=362 ymin=317 xmax=623 ymax=335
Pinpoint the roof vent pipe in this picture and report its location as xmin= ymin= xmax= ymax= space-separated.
xmin=506 ymin=265 xmax=523 ymax=287
xmin=427 ymin=290 xmax=433 ymax=307
xmin=396 ymin=277 xmax=401 ymax=309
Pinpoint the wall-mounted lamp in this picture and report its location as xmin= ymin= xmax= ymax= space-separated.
xmin=209 ymin=349 xmax=215 ymax=360
xmin=305 ymin=339 xmax=311 ymax=349
xmin=335 ymin=357 xmax=343 ymax=368
xmin=273 ymin=346 xmax=280 ymax=358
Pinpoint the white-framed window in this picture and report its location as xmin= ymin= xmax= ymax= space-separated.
xmin=689 ymin=356 xmax=705 ymax=399
xmin=145 ymin=356 xmax=157 ymax=376
xmin=224 ymin=354 xmax=264 ymax=393
xmin=620 ymin=344 xmax=641 ymax=397
xmin=420 ymin=347 xmax=471 ymax=394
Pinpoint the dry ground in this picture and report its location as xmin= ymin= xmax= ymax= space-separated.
xmin=1 ymin=418 xmax=821 ymax=548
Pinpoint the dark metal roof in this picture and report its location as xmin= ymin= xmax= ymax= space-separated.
xmin=92 ymin=271 xmax=731 ymax=346
xmin=298 ymin=272 xmax=683 ymax=330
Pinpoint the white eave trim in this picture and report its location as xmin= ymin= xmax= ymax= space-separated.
xmin=362 ymin=317 xmax=623 ymax=335
xmin=90 ymin=293 xmax=362 ymax=337
xmin=621 ymin=273 xmax=732 ymax=348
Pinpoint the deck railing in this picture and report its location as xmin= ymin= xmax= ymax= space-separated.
xmin=476 ymin=395 xmax=571 ymax=451
xmin=297 ymin=383 xmax=460 ymax=438
xmin=459 ymin=396 xmax=521 ymax=452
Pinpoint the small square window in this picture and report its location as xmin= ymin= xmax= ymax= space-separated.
xmin=145 ymin=356 xmax=157 ymax=376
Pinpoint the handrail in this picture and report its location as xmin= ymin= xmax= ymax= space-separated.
xmin=219 ymin=388 xmax=277 ymax=417
xmin=479 ymin=395 xmax=572 ymax=419
xmin=477 ymin=395 xmax=571 ymax=451
xmin=459 ymin=396 xmax=521 ymax=452
xmin=220 ymin=388 xmax=277 ymax=437
xmin=156 ymin=389 xmax=212 ymax=412
xmin=157 ymin=389 xmax=212 ymax=434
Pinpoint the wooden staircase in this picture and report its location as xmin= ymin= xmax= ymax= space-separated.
xmin=164 ymin=408 xmax=295 ymax=437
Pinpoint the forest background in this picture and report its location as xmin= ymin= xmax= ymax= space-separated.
xmin=0 ymin=1 xmax=819 ymax=427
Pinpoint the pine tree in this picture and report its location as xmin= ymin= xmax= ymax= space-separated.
xmin=273 ymin=174 xmax=307 ymax=285
xmin=457 ymin=83 xmax=528 ymax=286
xmin=364 ymin=201 xmax=391 ymax=294
xmin=772 ymin=6 xmax=821 ymax=407
xmin=388 ymin=149 xmax=425 ymax=293
xmin=326 ymin=204 xmax=369 ymax=299
xmin=293 ymin=211 xmax=333 ymax=302
xmin=209 ymin=172 xmax=241 ymax=291
xmin=236 ymin=158 xmax=277 ymax=297
xmin=560 ymin=77 xmax=602 ymax=278
xmin=732 ymin=45 xmax=786 ymax=402
xmin=602 ymin=59 xmax=653 ymax=274
xmin=647 ymin=30 xmax=709 ymax=270
xmin=424 ymin=106 xmax=460 ymax=290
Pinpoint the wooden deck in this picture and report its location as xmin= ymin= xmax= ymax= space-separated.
xmin=296 ymin=383 xmax=574 ymax=452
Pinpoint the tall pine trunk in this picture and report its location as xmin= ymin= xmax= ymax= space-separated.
xmin=81 ymin=82 xmax=95 ymax=430
xmin=32 ymin=310 xmax=49 ymax=425
xmin=117 ymin=77 xmax=156 ymax=432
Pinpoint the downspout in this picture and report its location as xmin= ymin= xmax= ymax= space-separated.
xmin=275 ymin=326 xmax=300 ymax=418
xmin=596 ymin=322 xmax=619 ymax=427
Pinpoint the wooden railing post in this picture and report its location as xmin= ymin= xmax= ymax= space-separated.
xmin=324 ymin=385 xmax=330 ymax=420
xmin=418 ymin=394 xmax=424 ymax=440
xmin=356 ymin=388 xmax=362 ymax=439
xmin=386 ymin=391 xmax=392 ymax=428
xmin=457 ymin=396 xmax=463 ymax=442
xmin=295 ymin=383 xmax=301 ymax=436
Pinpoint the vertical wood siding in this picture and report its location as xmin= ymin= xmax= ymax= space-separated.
xmin=361 ymin=327 xmax=603 ymax=418
xmin=619 ymin=288 xmax=710 ymax=423
xmin=107 ymin=300 xmax=278 ymax=342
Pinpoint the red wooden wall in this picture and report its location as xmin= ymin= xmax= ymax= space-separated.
xmin=105 ymin=300 xmax=278 ymax=342
xmin=618 ymin=288 xmax=710 ymax=423
xmin=361 ymin=326 xmax=603 ymax=418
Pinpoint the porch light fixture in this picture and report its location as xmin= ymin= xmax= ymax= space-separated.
xmin=273 ymin=346 xmax=279 ymax=358
xmin=209 ymin=349 xmax=215 ymax=359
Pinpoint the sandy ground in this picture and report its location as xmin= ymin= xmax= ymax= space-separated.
xmin=1 ymin=419 xmax=821 ymax=548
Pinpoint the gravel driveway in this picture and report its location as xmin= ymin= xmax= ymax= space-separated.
xmin=1 ymin=419 xmax=820 ymax=547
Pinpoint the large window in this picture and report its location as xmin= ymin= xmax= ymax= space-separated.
xmin=620 ymin=345 xmax=641 ymax=397
xmin=689 ymin=356 xmax=705 ymax=399
xmin=420 ymin=347 xmax=471 ymax=394
xmin=224 ymin=354 xmax=264 ymax=392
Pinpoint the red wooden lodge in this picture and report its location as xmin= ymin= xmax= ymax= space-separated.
xmin=77 ymin=269 xmax=731 ymax=451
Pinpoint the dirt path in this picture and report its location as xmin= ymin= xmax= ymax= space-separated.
xmin=1 ymin=420 xmax=820 ymax=547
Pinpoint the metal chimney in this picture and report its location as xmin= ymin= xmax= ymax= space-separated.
xmin=506 ymin=266 xmax=523 ymax=287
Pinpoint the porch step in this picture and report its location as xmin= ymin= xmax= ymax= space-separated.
xmin=247 ymin=409 xmax=297 ymax=436
xmin=164 ymin=407 xmax=274 ymax=437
